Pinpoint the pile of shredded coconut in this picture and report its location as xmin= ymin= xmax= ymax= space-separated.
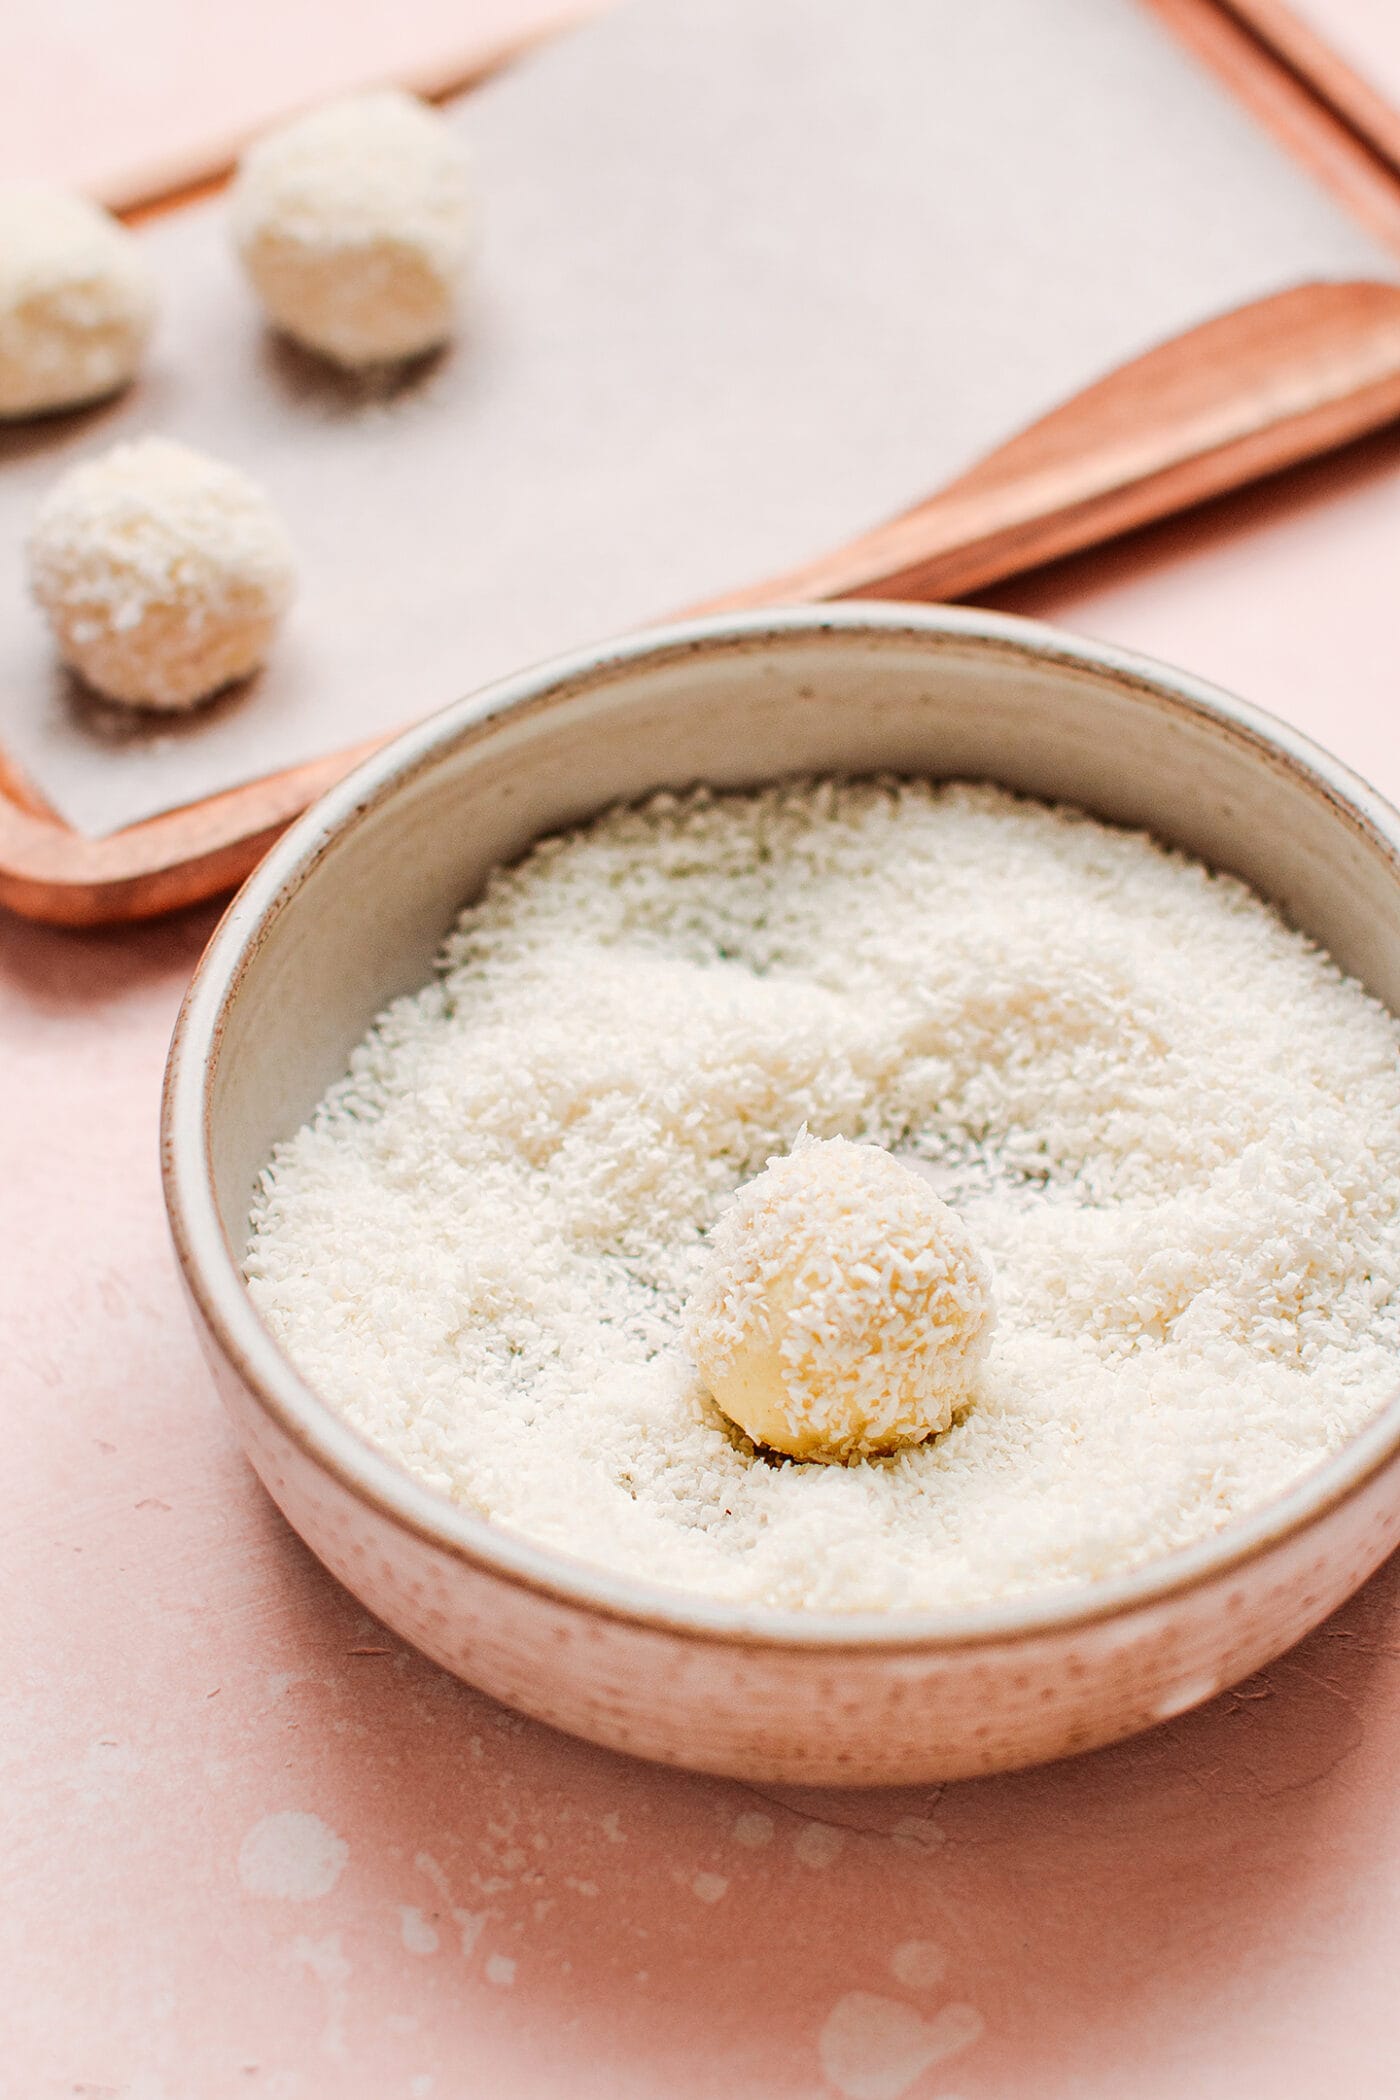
xmin=245 ymin=779 xmax=1400 ymax=1613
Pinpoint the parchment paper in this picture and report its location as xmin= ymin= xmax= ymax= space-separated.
xmin=0 ymin=0 xmax=1393 ymax=837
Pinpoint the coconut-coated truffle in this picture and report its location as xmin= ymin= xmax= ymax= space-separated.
xmin=27 ymin=437 xmax=296 ymax=710
xmin=686 ymin=1136 xmax=994 ymax=1463
xmin=230 ymin=88 xmax=475 ymax=368
xmin=0 ymin=183 xmax=157 ymax=419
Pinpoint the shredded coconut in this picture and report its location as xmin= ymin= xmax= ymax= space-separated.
xmin=244 ymin=779 xmax=1400 ymax=1613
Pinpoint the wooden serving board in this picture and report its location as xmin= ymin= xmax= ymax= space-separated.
xmin=3 ymin=0 xmax=1400 ymax=925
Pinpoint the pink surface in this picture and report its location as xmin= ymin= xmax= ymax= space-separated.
xmin=0 ymin=0 xmax=593 ymax=209
xmin=9 ymin=8 xmax=1400 ymax=2096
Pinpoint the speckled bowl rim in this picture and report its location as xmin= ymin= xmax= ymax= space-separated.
xmin=163 ymin=602 xmax=1400 ymax=1654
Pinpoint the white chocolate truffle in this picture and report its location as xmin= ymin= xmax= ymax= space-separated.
xmin=686 ymin=1136 xmax=993 ymax=1463
xmin=0 ymin=183 xmax=156 ymax=419
xmin=28 ymin=437 xmax=296 ymax=710
xmin=230 ymin=88 xmax=475 ymax=367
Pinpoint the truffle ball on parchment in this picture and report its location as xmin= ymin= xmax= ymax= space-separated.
xmin=27 ymin=437 xmax=297 ymax=710
xmin=686 ymin=1135 xmax=994 ymax=1463
xmin=230 ymin=88 xmax=476 ymax=368
xmin=0 ymin=183 xmax=157 ymax=419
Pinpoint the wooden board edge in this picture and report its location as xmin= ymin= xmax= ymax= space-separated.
xmin=0 ymin=735 xmax=388 ymax=927
xmin=1145 ymin=0 xmax=1400 ymax=253
xmin=1217 ymin=0 xmax=1400 ymax=181
xmin=100 ymin=4 xmax=605 ymax=218
xmin=699 ymin=281 xmax=1400 ymax=609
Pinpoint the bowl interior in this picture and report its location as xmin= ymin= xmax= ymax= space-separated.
xmin=175 ymin=605 xmax=1400 ymax=1639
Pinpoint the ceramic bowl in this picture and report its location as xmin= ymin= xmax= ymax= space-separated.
xmin=162 ymin=603 xmax=1400 ymax=1786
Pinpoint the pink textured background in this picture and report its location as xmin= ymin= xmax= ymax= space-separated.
xmin=6 ymin=8 xmax=1400 ymax=2096
xmin=0 ymin=0 xmax=594 ymax=209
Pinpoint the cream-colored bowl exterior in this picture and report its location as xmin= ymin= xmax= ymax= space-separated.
xmin=162 ymin=605 xmax=1400 ymax=1786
